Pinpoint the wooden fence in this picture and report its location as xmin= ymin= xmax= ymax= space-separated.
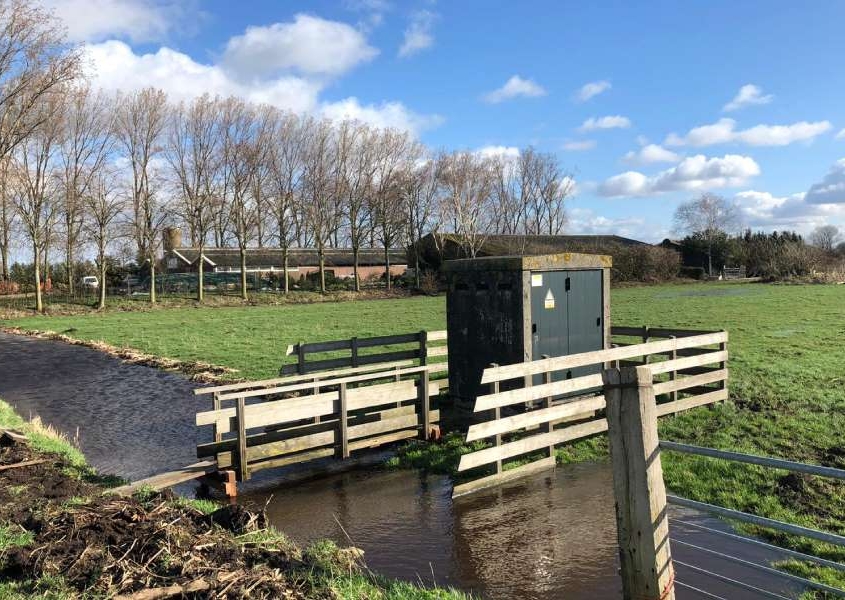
xmin=195 ymin=362 xmax=446 ymax=482
xmin=453 ymin=327 xmax=728 ymax=497
xmin=281 ymin=330 xmax=448 ymax=375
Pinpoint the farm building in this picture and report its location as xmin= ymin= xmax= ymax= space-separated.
xmin=410 ymin=233 xmax=649 ymax=271
xmin=161 ymin=231 xmax=407 ymax=280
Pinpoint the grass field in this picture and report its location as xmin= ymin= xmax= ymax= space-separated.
xmin=5 ymin=281 xmax=845 ymax=590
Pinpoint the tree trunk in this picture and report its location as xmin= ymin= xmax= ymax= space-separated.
xmin=282 ymin=248 xmax=289 ymax=294
xmin=66 ymin=239 xmax=74 ymax=295
xmin=33 ymin=243 xmax=43 ymax=313
xmin=239 ymin=247 xmax=248 ymax=301
xmin=353 ymin=245 xmax=360 ymax=292
xmin=384 ymin=246 xmax=391 ymax=291
xmin=98 ymin=249 xmax=106 ymax=310
xmin=197 ymin=245 xmax=204 ymax=302
xmin=414 ymin=248 xmax=421 ymax=288
xmin=318 ymin=246 xmax=326 ymax=294
xmin=149 ymin=256 xmax=157 ymax=304
xmin=0 ymin=241 xmax=7 ymax=281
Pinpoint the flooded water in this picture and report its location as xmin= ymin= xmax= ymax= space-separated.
xmin=0 ymin=331 xmax=803 ymax=599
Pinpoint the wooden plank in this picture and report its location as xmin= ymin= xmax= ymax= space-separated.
xmin=656 ymin=388 xmax=728 ymax=416
xmin=605 ymin=366 xmax=675 ymax=600
xmin=452 ymin=456 xmax=556 ymax=498
xmin=648 ymin=327 xmax=719 ymax=338
xmin=466 ymin=396 xmax=606 ymax=441
xmin=195 ymin=360 xmax=415 ymax=396
xmin=249 ymin=448 xmax=335 ymax=474
xmin=236 ymin=397 xmax=248 ymax=481
xmin=338 ymin=383 xmax=349 ymax=459
xmin=348 ymin=428 xmax=418 ymax=451
xmin=197 ymin=391 xmax=337 ymax=428
xmin=481 ymin=331 xmax=728 ymax=384
xmin=111 ymin=460 xmax=218 ymax=495
xmin=217 ymin=363 xmax=442 ymax=401
xmin=356 ymin=332 xmax=422 ymax=348
xmin=355 ymin=349 xmax=420 ymax=366
xmin=427 ymin=330 xmax=448 ymax=342
xmin=648 ymin=351 xmax=727 ymax=375
xmin=610 ymin=326 xmax=647 ymax=337
xmin=653 ymin=369 xmax=728 ymax=395
xmin=458 ymin=418 xmax=609 ymax=472
xmin=289 ymin=356 xmax=353 ymax=374
xmin=474 ymin=374 xmax=603 ymax=411
xmin=246 ymin=430 xmax=335 ymax=461
xmin=426 ymin=346 xmax=448 ymax=358
xmin=350 ymin=410 xmax=440 ymax=441
xmin=300 ymin=338 xmax=352 ymax=353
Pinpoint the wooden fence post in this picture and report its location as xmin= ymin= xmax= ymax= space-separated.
xmin=718 ymin=330 xmax=727 ymax=402
xmin=297 ymin=340 xmax=306 ymax=375
xmin=541 ymin=354 xmax=554 ymax=459
xmin=419 ymin=367 xmax=431 ymax=440
xmin=351 ymin=337 xmax=359 ymax=368
xmin=419 ymin=330 xmax=428 ymax=366
xmin=338 ymin=382 xmax=349 ymax=459
xmin=669 ymin=335 xmax=678 ymax=413
xmin=235 ymin=396 xmax=249 ymax=482
xmin=603 ymin=365 xmax=675 ymax=600
xmin=490 ymin=362 xmax=502 ymax=474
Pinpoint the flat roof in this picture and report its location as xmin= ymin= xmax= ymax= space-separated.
xmin=442 ymin=252 xmax=612 ymax=272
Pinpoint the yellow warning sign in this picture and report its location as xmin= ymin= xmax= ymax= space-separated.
xmin=544 ymin=289 xmax=555 ymax=309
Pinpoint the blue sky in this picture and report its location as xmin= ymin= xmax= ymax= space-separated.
xmin=45 ymin=0 xmax=845 ymax=242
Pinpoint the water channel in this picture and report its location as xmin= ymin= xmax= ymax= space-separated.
xmin=0 ymin=331 xmax=802 ymax=599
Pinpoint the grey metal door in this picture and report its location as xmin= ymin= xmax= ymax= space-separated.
xmin=530 ymin=270 xmax=568 ymax=383
xmin=566 ymin=269 xmax=604 ymax=378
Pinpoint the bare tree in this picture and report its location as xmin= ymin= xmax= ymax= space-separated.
xmin=166 ymin=94 xmax=220 ymax=301
xmin=673 ymin=193 xmax=739 ymax=276
xmin=57 ymin=85 xmax=114 ymax=294
xmin=401 ymin=145 xmax=440 ymax=287
xmin=0 ymin=155 xmax=15 ymax=281
xmin=0 ymin=0 xmax=81 ymax=162
xmin=219 ymin=97 xmax=257 ymax=300
xmin=533 ymin=150 xmax=571 ymax=235
xmin=250 ymin=104 xmax=275 ymax=248
xmin=11 ymin=95 xmax=63 ymax=312
xmin=269 ymin=111 xmax=307 ymax=293
xmin=84 ymin=170 xmax=124 ymax=309
xmin=437 ymin=151 xmax=496 ymax=258
xmin=114 ymin=88 xmax=169 ymax=303
xmin=301 ymin=119 xmax=336 ymax=293
xmin=810 ymin=225 xmax=840 ymax=252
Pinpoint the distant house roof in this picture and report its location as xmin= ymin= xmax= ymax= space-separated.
xmin=166 ymin=247 xmax=407 ymax=270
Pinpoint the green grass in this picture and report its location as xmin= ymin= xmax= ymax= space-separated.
xmin=6 ymin=282 xmax=845 ymax=593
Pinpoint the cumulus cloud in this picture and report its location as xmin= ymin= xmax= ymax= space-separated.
xmin=578 ymin=115 xmax=631 ymax=132
xmin=574 ymin=80 xmax=611 ymax=103
xmin=563 ymin=140 xmax=597 ymax=151
xmin=222 ymin=14 xmax=378 ymax=79
xmin=805 ymin=159 xmax=845 ymax=204
xmin=622 ymin=144 xmax=679 ymax=165
xmin=82 ymin=39 xmax=441 ymax=135
xmin=41 ymin=0 xmax=183 ymax=43
xmin=723 ymin=84 xmax=773 ymax=112
xmin=482 ymin=75 xmax=546 ymax=103
xmin=474 ymin=145 xmax=521 ymax=159
xmin=665 ymin=118 xmax=832 ymax=147
xmin=398 ymin=10 xmax=436 ymax=57
xmin=567 ymin=207 xmax=653 ymax=239
xmin=836 ymin=129 xmax=845 ymax=140
xmin=598 ymin=154 xmax=760 ymax=197
xmin=734 ymin=189 xmax=845 ymax=233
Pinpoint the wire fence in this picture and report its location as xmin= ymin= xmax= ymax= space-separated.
xmin=661 ymin=440 xmax=845 ymax=598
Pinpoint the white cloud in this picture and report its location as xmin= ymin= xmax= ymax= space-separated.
xmin=482 ymin=75 xmax=546 ymax=104
xmin=82 ymin=40 xmax=440 ymax=135
xmin=734 ymin=189 xmax=845 ymax=234
xmin=623 ymin=143 xmax=679 ymax=165
xmin=567 ymin=207 xmax=652 ymax=239
xmin=578 ymin=115 xmax=631 ymax=132
xmin=563 ymin=140 xmax=597 ymax=151
xmin=41 ymin=0 xmax=182 ymax=43
xmin=836 ymin=129 xmax=845 ymax=140
xmin=574 ymin=80 xmax=611 ymax=103
xmin=666 ymin=118 xmax=832 ymax=147
xmin=598 ymin=154 xmax=760 ymax=197
xmin=723 ymin=84 xmax=774 ymax=112
xmin=320 ymin=97 xmax=444 ymax=134
xmin=398 ymin=10 xmax=436 ymax=57
xmin=805 ymin=159 xmax=845 ymax=204
xmin=222 ymin=14 xmax=378 ymax=79
xmin=474 ymin=145 xmax=520 ymax=159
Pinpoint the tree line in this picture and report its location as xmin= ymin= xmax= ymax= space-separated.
xmin=0 ymin=1 xmax=574 ymax=312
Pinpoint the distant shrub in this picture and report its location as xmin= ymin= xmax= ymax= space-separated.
xmin=680 ymin=266 xmax=706 ymax=280
xmin=0 ymin=280 xmax=19 ymax=295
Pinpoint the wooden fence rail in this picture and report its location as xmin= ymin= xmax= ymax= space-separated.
xmin=281 ymin=330 xmax=448 ymax=375
xmin=453 ymin=327 xmax=728 ymax=497
xmin=196 ymin=362 xmax=444 ymax=482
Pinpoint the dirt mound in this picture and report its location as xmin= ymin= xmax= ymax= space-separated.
xmin=0 ymin=436 xmax=354 ymax=599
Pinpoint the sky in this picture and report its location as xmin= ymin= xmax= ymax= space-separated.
xmin=41 ymin=0 xmax=845 ymax=243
